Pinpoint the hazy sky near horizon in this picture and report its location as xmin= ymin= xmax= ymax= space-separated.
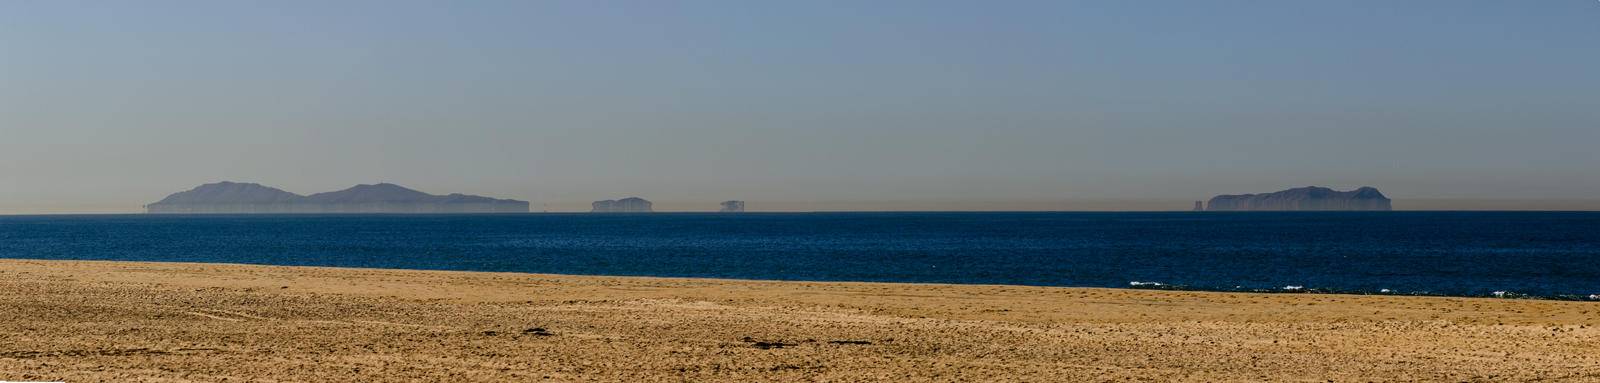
xmin=2 ymin=1 xmax=1597 ymax=212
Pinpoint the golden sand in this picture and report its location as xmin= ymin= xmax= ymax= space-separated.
xmin=0 ymin=259 xmax=1596 ymax=382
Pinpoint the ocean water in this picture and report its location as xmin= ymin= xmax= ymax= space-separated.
xmin=1 ymin=212 xmax=1597 ymax=299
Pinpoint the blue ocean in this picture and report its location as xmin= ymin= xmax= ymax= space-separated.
xmin=2 ymin=212 xmax=1597 ymax=299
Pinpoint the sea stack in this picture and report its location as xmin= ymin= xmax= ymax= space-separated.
xmin=719 ymin=201 xmax=745 ymax=213
xmin=1192 ymin=201 xmax=1204 ymax=212
xmin=147 ymin=182 xmax=529 ymax=214
xmin=1206 ymin=186 xmax=1391 ymax=211
xmin=592 ymin=197 xmax=653 ymax=213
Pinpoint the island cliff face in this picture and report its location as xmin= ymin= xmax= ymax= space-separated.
xmin=148 ymin=182 xmax=529 ymax=214
xmin=1206 ymin=186 xmax=1391 ymax=211
xmin=591 ymin=197 xmax=653 ymax=213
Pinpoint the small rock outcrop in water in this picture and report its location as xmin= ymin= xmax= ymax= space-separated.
xmin=1206 ymin=186 xmax=1391 ymax=211
xmin=720 ymin=201 xmax=745 ymax=213
xmin=1192 ymin=201 xmax=1204 ymax=212
xmin=147 ymin=182 xmax=529 ymax=214
xmin=591 ymin=197 xmax=653 ymax=213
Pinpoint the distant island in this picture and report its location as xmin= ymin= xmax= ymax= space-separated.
xmin=1206 ymin=186 xmax=1391 ymax=211
xmin=719 ymin=201 xmax=745 ymax=213
xmin=147 ymin=182 xmax=529 ymax=214
xmin=592 ymin=197 xmax=653 ymax=213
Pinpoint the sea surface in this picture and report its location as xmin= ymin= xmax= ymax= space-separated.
xmin=2 ymin=212 xmax=1597 ymax=299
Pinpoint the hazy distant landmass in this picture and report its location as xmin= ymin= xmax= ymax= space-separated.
xmin=1206 ymin=186 xmax=1392 ymax=211
xmin=591 ymin=197 xmax=653 ymax=213
xmin=147 ymin=182 xmax=529 ymax=214
xmin=719 ymin=201 xmax=745 ymax=213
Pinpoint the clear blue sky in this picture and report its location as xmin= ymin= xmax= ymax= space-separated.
xmin=2 ymin=1 xmax=1596 ymax=212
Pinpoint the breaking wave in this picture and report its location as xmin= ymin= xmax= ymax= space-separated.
xmin=1124 ymin=281 xmax=1600 ymax=301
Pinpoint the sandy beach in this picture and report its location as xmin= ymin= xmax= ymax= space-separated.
xmin=0 ymin=259 xmax=1596 ymax=382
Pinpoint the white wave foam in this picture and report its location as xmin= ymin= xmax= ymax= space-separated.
xmin=1493 ymin=291 xmax=1508 ymax=298
xmin=1129 ymin=281 xmax=1164 ymax=287
xmin=1379 ymin=289 xmax=1392 ymax=293
xmin=1283 ymin=286 xmax=1304 ymax=291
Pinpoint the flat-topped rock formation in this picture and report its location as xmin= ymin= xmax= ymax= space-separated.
xmin=719 ymin=201 xmax=745 ymax=213
xmin=592 ymin=197 xmax=653 ymax=213
xmin=1206 ymin=186 xmax=1391 ymax=211
xmin=147 ymin=182 xmax=529 ymax=214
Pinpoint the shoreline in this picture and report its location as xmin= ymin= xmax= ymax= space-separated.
xmin=2 ymin=259 xmax=1597 ymax=381
xmin=4 ymin=256 xmax=1595 ymax=301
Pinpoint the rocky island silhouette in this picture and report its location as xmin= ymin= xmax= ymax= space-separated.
xmin=147 ymin=182 xmax=529 ymax=214
xmin=1205 ymin=186 xmax=1392 ymax=211
xmin=591 ymin=197 xmax=653 ymax=213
